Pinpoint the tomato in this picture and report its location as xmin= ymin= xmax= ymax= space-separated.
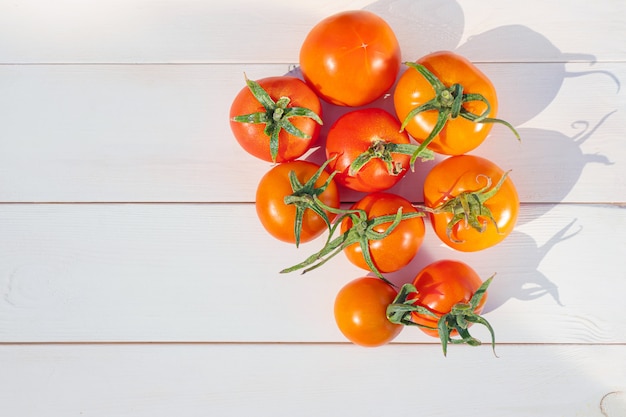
xmin=394 ymin=51 xmax=519 ymax=155
xmin=386 ymin=259 xmax=495 ymax=355
xmin=408 ymin=260 xmax=487 ymax=338
xmin=280 ymin=192 xmax=424 ymax=283
xmin=325 ymin=108 xmax=414 ymax=192
xmin=334 ymin=277 xmax=403 ymax=347
xmin=230 ymin=75 xmax=323 ymax=163
xmin=256 ymin=160 xmax=340 ymax=246
xmin=423 ymin=155 xmax=519 ymax=252
xmin=299 ymin=10 xmax=401 ymax=107
xmin=341 ymin=192 xmax=425 ymax=273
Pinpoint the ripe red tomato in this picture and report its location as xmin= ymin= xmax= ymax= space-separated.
xmin=256 ymin=160 xmax=340 ymax=245
xmin=341 ymin=192 xmax=425 ymax=273
xmin=408 ymin=260 xmax=488 ymax=338
xmin=386 ymin=259 xmax=496 ymax=355
xmin=334 ymin=277 xmax=403 ymax=347
xmin=325 ymin=108 xmax=413 ymax=192
xmin=423 ymin=155 xmax=519 ymax=251
xmin=299 ymin=10 xmax=401 ymax=107
xmin=394 ymin=51 xmax=518 ymax=155
xmin=230 ymin=75 xmax=323 ymax=163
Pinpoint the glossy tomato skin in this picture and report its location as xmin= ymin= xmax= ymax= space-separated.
xmin=299 ymin=10 xmax=401 ymax=107
xmin=230 ymin=76 xmax=322 ymax=162
xmin=256 ymin=161 xmax=339 ymax=244
xmin=409 ymin=260 xmax=487 ymax=338
xmin=325 ymin=108 xmax=411 ymax=192
xmin=334 ymin=277 xmax=403 ymax=347
xmin=424 ymin=155 xmax=519 ymax=252
xmin=394 ymin=51 xmax=498 ymax=155
xmin=341 ymin=192 xmax=425 ymax=273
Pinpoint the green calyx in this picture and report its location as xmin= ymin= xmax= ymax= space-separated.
xmin=348 ymin=139 xmax=434 ymax=176
xmin=400 ymin=62 xmax=521 ymax=166
xmin=386 ymin=276 xmax=497 ymax=357
xmin=430 ymin=171 xmax=511 ymax=243
xmin=231 ymin=75 xmax=323 ymax=162
xmin=280 ymin=206 xmax=425 ymax=286
xmin=282 ymin=158 xmax=338 ymax=248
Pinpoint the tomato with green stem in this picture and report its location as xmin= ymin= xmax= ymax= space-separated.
xmin=393 ymin=51 xmax=520 ymax=158
xmin=256 ymin=159 xmax=340 ymax=247
xmin=325 ymin=108 xmax=433 ymax=193
xmin=299 ymin=10 xmax=401 ymax=107
xmin=341 ymin=193 xmax=426 ymax=274
xmin=281 ymin=192 xmax=425 ymax=284
xmin=387 ymin=259 xmax=496 ymax=356
xmin=422 ymin=154 xmax=519 ymax=252
xmin=334 ymin=277 xmax=403 ymax=347
xmin=230 ymin=75 xmax=323 ymax=163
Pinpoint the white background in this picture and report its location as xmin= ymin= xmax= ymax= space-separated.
xmin=1 ymin=0 xmax=625 ymax=415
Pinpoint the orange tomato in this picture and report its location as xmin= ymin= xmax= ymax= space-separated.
xmin=299 ymin=10 xmax=401 ymax=107
xmin=394 ymin=51 xmax=506 ymax=155
xmin=341 ymin=192 xmax=425 ymax=273
xmin=423 ymin=155 xmax=519 ymax=251
xmin=256 ymin=160 xmax=340 ymax=245
xmin=334 ymin=277 xmax=403 ymax=347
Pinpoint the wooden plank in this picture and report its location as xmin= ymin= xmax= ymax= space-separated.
xmin=0 ymin=0 xmax=623 ymax=63
xmin=1 ymin=203 xmax=624 ymax=344
xmin=0 ymin=62 xmax=623 ymax=203
xmin=0 ymin=343 xmax=624 ymax=417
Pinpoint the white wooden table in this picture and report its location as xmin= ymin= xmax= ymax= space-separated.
xmin=1 ymin=0 xmax=625 ymax=415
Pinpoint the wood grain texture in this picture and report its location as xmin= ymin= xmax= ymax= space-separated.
xmin=1 ymin=0 xmax=625 ymax=415
xmin=1 ymin=0 xmax=624 ymax=63
xmin=1 ymin=203 xmax=624 ymax=344
xmin=0 ymin=344 xmax=625 ymax=417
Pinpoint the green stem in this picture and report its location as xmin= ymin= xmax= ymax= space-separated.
xmin=281 ymin=208 xmax=425 ymax=286
xmin=282 ymin=157 xmax=340 ymax=248
xmin=348 ymin=140 xmax=435 ymax=176
xmin=431 ymin=170 xmax=512 ymax=243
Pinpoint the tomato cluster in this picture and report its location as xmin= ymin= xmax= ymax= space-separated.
xmin=229 ymin=10 xmax=521 ymax=355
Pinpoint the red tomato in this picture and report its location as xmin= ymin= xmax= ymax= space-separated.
xmin=408 ymin=260 xmax=488 ymax=338
xmin=341 ymin=192 xmax=425 ymax=273
xmin=230 ymin=76 xmax=323 ymax=163
xmin=385 ymin=259 xmax=496 ymax=355
xmin=325 ymin=108 xmax=414 ymax=193
xmin=299 ymin=10 xmax=401 ymax=107
xmin=334 ymin=277 xmax=403 ymax=347
xmin=256 ymin=160 xmax=340 ymax=245
xmin=394 ymin=51 xmax=518 ymax=155
xmin=423 ymin=155 xmax=519 ymax=251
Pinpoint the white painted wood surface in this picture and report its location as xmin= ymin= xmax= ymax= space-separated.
xmin=1 ymin=0 xmax=625 ymax=416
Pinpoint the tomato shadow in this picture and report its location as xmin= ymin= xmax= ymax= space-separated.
xmin=476 ymin=114 xmax=616 ymax=223
xmin=362 ymin=214 xmax=579 ymax=311
xmin=479 ymin=218 xmax=583 ymax=313
xmin=455 ymin=24 xmax=620 ymax=126
xmin=453 ymin=25 xmax=620 ymax=222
